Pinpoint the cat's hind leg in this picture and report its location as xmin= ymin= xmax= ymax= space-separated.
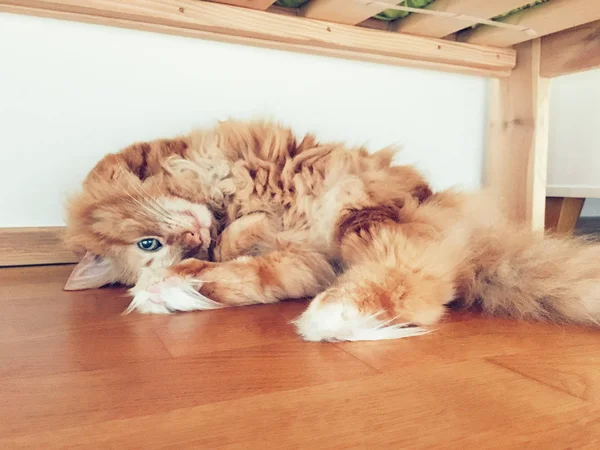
xmin=125 ymin=242 xmax=336 ymax=314
xmin=293 ymin=223 xmax=468 ymax=342
xmin=293 ymin=262 xmax=445 ymax=342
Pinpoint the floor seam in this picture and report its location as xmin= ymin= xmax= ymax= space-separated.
xmin=485 ymin=357 xmax=589 ymax=403
xmin=150 ymin=326 xmax=176 ymax=358
xmin=332 ymin=344 xmax=384 ymax=374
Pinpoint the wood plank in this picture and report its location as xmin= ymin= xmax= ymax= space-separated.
xmin=301 ymin=0 xmax=398 ymax=25
xmin=0 ymin=226 xmax=77 ymax=266
xmin=0 ymin=265 xmax=140 ymax=341
xmin=338 ymin=312 xmax=600 ymax=369
xmin=0 ymin=342 xmax=376 ymax=439
xmin=541 ymin=19 xmax=600 ymax=78
xmin=395 ymin=0 xmax=534 ymax=39
xmin=546 ymin=185 xmax=600 ymax=199
xmin=0 ymin=359 xmax=589 ymax=448
xmin=266 ymin=3 xmax=298 ymax=17
xmin=459 ymin=0 xmax=600 ymax=47
xmin=2 ymin=265 xmax=600 ymax=447
xmin=486 ymin=38 xmax=550 ymax=230
xmin=0 ymin=0 xmax=516 ymax=78
xmin=545 ymin=196 xmax=584 ymax=234
xmin=490 ymin=346 xmax=600 ymax=402
xmin=357 ymin=17 xmax=391 ymax=31
xmin=209 ymin=0 xmax=276 ymax=10
xmin=0 ymin=321 xmax=172 ymax=378
xmin=153 ymin=300 xmax=308 ymax=356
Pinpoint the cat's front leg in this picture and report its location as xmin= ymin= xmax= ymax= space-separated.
xmin=125 ymin=260 xmax=224 ymax=314
xmin=213 ymin=212 xmax=276 ymax=262
xmin=126 ymin=244 xmax=336 ymax=314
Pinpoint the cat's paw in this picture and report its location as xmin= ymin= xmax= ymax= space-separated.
xmin=125 ymin=265 xmax=223 ymax=314
xmin=293 ymin=286 xmax=430 ymax=342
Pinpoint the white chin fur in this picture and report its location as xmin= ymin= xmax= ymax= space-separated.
xmin=125 ymin=278 xmax=223 ymax=315
xmin=293 ymin=295 xmax=430 ymax=342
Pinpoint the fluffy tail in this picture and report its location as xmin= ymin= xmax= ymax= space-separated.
xmin=458 ymin=227 xmax=600 ymax=326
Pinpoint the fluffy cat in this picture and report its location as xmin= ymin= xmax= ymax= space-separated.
xmin=64 ymin=119 xmax=600 ymax=341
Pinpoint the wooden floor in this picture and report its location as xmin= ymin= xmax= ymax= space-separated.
xmin=1 ymin=265 xmax=600 ymax=449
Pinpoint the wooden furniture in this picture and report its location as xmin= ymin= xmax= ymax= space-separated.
xmin=545 ymin=195 xmax=585 ymax=235
xmin=1 ymin=0 xmax=600 ymax=265
xmin=545 ymin=187 xmax=600 ymax=235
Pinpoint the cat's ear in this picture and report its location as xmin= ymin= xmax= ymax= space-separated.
xmin=64 ymin=251 xmax=116 ymax=291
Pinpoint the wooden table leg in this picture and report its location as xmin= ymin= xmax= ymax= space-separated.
xmin=486 ymin=38 xmax=550 ymax=232
xmin=545 ymin=197 xmax=585 ymax=234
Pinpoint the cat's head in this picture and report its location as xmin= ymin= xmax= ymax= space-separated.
xmin=63 ymin=136 xmax=223 ymax=291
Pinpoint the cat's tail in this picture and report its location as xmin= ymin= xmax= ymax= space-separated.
xmin=294 ymin=219 xmax=600 ymax=343
xmin=458 ymin=226 xmax=600 ymax=326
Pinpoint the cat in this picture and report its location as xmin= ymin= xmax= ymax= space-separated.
xmin=63 ymin=119 xmax=600 ymax=341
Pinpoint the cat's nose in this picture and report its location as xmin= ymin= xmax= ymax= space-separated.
xmin=183 ymin=231 xmax=202 ymax=247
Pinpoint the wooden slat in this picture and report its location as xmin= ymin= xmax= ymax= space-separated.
xmin=0 ymin=227 xmax=77 ymax=266
xmin=486 ymin=39 xmax=550 ymax=230
xmin=266 ymin=4 xmax=298 ymax=17
xmin=0 ymin=0 xmax=516 ymax=78
xmin=272 ymin=4 xmax=391 ymax=30
xmin=301 ymin=0 xmax=398 ymax=25
xmin=541 ymin=19 xmax=600 ymax=78
xmin=459 ymin=0 xmax=600 ymax=47
xmin=209 ymin=0 xmax=276 ymax=10
xmin=357 ymin=17 xmax=391 ymax=32
xmin=546 ymin=185 xmax=600 ymax=199
xmin=395 ymin=0 xmax=534 ymax=39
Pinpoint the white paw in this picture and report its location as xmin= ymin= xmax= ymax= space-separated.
xmin=124 ymin=268 xmax=223 ymax=314
xmin=293 ymin=289 xmax=430 ymax=342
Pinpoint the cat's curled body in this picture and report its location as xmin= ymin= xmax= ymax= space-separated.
xmin=65 ymin=119 xmax=600 ymax=341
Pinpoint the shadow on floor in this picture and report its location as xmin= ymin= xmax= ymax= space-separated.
xmin=575 ymin=217 xmax=600 ymax=237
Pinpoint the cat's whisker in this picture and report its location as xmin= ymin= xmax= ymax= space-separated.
xmin=116 ymin=161 xmax=174 ymax=220
xmin=126 ymin=190 xmax=180 ymax=227
xmin=153 ymin=180 xmax=171 ymax=207
xmin=121 ymin=188 xmax=166 ymax=224
xmin=135 ymin=180 xmax=175 ymax=218
xmin=127 ymin=180 xmax=172 ymax=219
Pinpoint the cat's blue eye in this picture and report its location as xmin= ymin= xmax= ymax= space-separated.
xmin=137 ymin=238 xmax=162 ymax=252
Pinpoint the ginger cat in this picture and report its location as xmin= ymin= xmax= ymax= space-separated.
xmin=64 ymin=119 xmax=600 ymax=341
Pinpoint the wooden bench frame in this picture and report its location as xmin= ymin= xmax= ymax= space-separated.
xmin=1 ymin=0 xmax=600 ymax=265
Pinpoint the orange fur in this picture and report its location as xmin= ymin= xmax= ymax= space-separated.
xmin=65 ymin=119 xmax=600 ymax=338
xmin=166 ymin=243 xmax=336 ymax=307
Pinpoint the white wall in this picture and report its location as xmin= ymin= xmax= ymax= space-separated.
xmin=0 ymin=13 xmax=489 ymax=227
xmin=547 ymin=69 xmax=600 ymax=217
